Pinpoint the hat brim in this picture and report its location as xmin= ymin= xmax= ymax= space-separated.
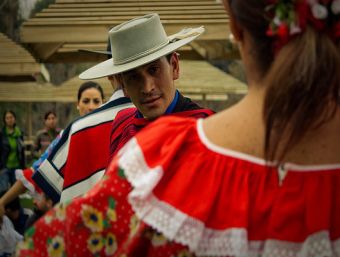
xmin=78 ymin=49 xmax=112 ymax=56
xmin=79 ymin=33 xmax=200 ymax=80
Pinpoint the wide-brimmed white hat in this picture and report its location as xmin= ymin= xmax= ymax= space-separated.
xmin=79 ymin=13 xmax=204 ymax=80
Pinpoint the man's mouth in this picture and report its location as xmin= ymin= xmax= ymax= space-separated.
xmin=141 ymin=96 xmax=161 ymax=105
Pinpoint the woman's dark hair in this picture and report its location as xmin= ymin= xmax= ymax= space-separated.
xmin=3 ymin=110 xmax=16 ymax=127
xmin=78 ymin=81 xmax=105 ymax=102
xmin=228 ymin=0 xmax=340 ymax=162
xmin=44 ymin=111 xmax=56 ymax=120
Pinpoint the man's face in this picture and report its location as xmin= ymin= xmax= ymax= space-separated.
xmin=121 ymin=53 xmax=179 ymax=120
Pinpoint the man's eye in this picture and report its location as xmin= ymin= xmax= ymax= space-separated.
xmin=126 ymin=74 xmax=139 ymax=82
xmin=82 ymin=99 xmax=90 ymax=104
xmin=94 ymin=99 xmax=101 ymax=104
xmin=149 ymin=66 xmax=159 ymax=75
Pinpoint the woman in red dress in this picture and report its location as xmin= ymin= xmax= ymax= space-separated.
xmin=17 ymin=1 xmax=340 ymax=256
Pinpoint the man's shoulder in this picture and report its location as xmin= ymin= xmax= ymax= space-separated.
xmin=111 ymin=107 xmax=137 ymax=129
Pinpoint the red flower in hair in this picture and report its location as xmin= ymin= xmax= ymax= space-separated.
xmin=277 ymin=23 xmax=290 ymax=42
xmin=333 ymin=21 xmax=340 ymax=38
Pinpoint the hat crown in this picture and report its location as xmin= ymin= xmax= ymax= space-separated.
xmin=109 ymin=13 xmax=169 ymax=65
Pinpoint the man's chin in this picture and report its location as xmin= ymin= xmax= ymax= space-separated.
xmin=142 ymin=110 xmax=165 ymax=120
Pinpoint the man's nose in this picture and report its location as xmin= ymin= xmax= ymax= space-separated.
xmin=141 ymin=74 xmax=155 ymax=94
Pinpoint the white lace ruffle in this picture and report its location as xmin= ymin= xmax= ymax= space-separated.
xmin=119 ymin=138 xmax=340 ymax=257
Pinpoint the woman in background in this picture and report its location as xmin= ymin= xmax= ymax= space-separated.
xmin=0 ymin=110 xmax=25 ymax=188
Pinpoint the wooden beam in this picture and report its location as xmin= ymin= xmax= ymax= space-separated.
xmin=28 ymin=14 xmax=228 ymax=22
xmin=39 ymin=6 xmax=223 ymax=12
xmin=21 ymin=24 xmax=228 ymax=43
xmin=49 ymin=2 xmax=219 ymax=8
xmin=31 ymin=42 xmax=64 ymax=60
xmin=56 ymin=0 xmax=204 ymax=2
xmin=36 ymin=9 xmax=226 ymax=17
xmin=0 ymin=63 xmax=42 ymax=75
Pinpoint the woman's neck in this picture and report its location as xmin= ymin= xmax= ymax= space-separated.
xmin=6 ymin=126 xmax=14 ymax=133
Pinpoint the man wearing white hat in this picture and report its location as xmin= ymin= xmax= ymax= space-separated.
xmin=16 ymin=14 xmax=214 ymax=256
xmin=80 ymin=13 xmax=214 ymax=161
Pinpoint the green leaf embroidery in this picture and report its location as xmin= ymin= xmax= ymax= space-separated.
xmin=25 ymin=226 xmax=35 ymax=237
xmin=118 ymin=167 xmax=126 ymax=179
xmin=109 ymin=197 xmax=116 ymax=209
xmin=103 ymin=219 xmax=110 ymax=229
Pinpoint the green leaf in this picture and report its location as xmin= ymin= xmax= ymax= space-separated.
xmin=29 ymin=240 xmax=34 ymax=249
xmin=109 ymin=197 xmax=116 ymax=209
xmin=103 ymin=219 xmax=110 ymax=229
xmin=25 ymin=226 xmax=35 ymax=237
xmin=118 ymin=167 xmax=126 ymax=179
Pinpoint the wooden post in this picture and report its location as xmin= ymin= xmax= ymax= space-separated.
xmin=27 ymin=102 xmax=33 ymax=140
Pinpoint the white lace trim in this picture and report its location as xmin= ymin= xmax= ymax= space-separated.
xmin=120 ymin=137 xmax=340 ymax=257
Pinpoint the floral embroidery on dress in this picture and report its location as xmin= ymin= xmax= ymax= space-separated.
xmin=87 ymin=233 xmax=104 ymax=254
xmin=176 ymin=249 xmax=194 ymax=257
xmin=44 ymin=213 xmax=54 ymax=224
xmin=118 ymin=167 xmax=126 ymax=179
xmin=55 ymin=203 xmax=66 ymax=221
xmin=129 ymin=214 xmax=140 ymax=237
xmin=81 ymin=204 xmax=104 ymax=232
xmin=106 ymin=197 xmax=117 ymax=222
xmin=47 ymin=235 xmax=65 ymax=257
xmin=104 ymin=233 xmax=118 ymax=255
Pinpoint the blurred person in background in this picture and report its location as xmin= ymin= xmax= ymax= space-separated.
xmin=33 ymin=111 xmax=61 ymax=158
xmin=0 ymin=110 xmax=25 ymax=188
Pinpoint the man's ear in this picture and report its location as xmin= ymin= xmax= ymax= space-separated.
xmin=116 ymin=74 xmax=129 ymax=97
xmin=171 ymin=53 xmax=180 ymax=80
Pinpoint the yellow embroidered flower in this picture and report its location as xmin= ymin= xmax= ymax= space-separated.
xmin=151 ymin=231 xmax=167 ymax=246
xmin=81 ymin=204 xmax=104 ymax=232
xmin=47 ymin=236 xmax=65 ymax=257
xmin=16 ymin=238 xmax=33 ymax=251
xmin=106 ymin=208 xmax=117 ymax=222
xmin=176 ymin=249 xmax=194 ymax=257
xmin=104 ymin=233 xmax=118 ymax=255
xmin=55 ymin=203 xmax=66 ymax=221
xmin=44 ymin=214 xmax=53 ymax=224
xmin=129 ymin=214 xmax=140 ymax=236
xmin=87 ymin=233 xmax=104 ymax=254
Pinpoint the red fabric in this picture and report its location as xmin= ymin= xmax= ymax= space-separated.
xmin=109 ymin=107 xmax=213 ymax=160
xmin=16 ymin=112 xmax=212 ymax=257
xmin=16 ymin=116 xmax=340 ymax=256
xmin=16 ymin=168 xmax=42 ymax=195
xmin=62 ymin=121 xmax=112 ymax=189
xmin=131 ymin=117 xmax=340 ymax=242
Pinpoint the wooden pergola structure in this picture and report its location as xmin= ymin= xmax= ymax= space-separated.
xmin=20 ymin=0 xmax=234 ymax=62
xmin=0 ymin=60 xmax=246 ymax=102
xmin=0 ymin=33 xmax=49 ymax=81
xmin=0 ymin=32 xmax=52 ymax=141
